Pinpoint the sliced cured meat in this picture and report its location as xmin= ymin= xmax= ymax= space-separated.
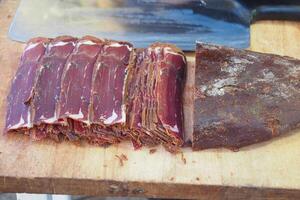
xmin=90 ymin=40 xmax=134 ymax=144
xmin=31 ymin=36 xmax=77 ymax=139
xmin=5 ymin=37 xmax=50 ymax=133
xmin=193 ymin=42 xmax=300 ymax=150
xmin=128 ymin=44 xmax=186 ymax=150
xmin=156 ymin=44 xmax=186 ymax=147
xmin=57 ymin=36 xmax=104 ymax=142
xmin=127 ymin=48 xmax=158 ymax=147
xmin=91 ymin=41 xmax=133 ymax=126
xmin=5 ymin=36 xmax=187 ymax=151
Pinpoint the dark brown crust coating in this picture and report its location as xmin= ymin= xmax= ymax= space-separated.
xmin=193 ymin=43 xmax=300 ymax=150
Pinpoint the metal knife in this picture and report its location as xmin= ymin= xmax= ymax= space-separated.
xmin=8 ymin=0 xmax=300 ymax=50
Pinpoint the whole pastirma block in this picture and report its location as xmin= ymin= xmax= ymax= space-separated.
xmin=193 ymin=43 xmax=300 ymax=150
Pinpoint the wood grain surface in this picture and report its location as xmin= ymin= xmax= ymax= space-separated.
xmin=0 ymin=0 xmax=300 ymax=199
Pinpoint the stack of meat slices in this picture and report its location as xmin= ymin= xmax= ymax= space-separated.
xmin=127 ymin=44 xmax=186 ymax=150
xmin=5 ymin=36 xmax=186 ymax=151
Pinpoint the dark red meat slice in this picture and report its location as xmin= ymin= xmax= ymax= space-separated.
xmin=90 ymin=40 xmax=133 ymax=143
xmin=58 ymin=36 xmax=104 ymax=140
xmin=193 ymin=42 xmax=300 ymax=150
xmin=156 ymin=45 xmax=186 ymax=145
xmin=31 ymin=36 xmax=77 ymax=138
xmin=5 ymin=37 xmax=50 ymax=132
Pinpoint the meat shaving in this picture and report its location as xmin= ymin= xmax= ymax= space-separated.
xmin=115 ymin=154 xmax=128 ymax=166
xmin=149 ymin=148 xmax=157 ymax=154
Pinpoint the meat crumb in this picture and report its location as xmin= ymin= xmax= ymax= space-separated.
xmin=120 ymin=154 xmax=128 ymax=161
xmin=115 ymin=155 xmax=124 ymax=166
xmin=196 ymin=177 xmax=200 ymax=181
xmin=103 ymin=164 xmax=107 ymax=168
xmin=115 ymin=154 xmax=128 ymax=166
xmin=181 ymin=152 xmax=186 ymax=164
xmin=170 ymin=177 xmax=175 ymax=181
xmin=149 ymin=148 xmax=157 ymax=154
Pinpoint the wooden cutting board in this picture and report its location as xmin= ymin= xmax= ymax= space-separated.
xmin=0 ymin=1 xmax=300 ymax=199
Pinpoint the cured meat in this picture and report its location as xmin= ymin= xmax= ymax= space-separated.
xmin=193 ymin=42 xmax=300 ymax=150
xmin=90 ymin=40 xmax=134 ymax=144
xmin=5 ymin=36 xmax=187 ymax=151
xmin=156 ymin=44 xmax=186 ymax=148
xmin=5 ymin=37 xmax=50 ymax=133
xmin=31 ymin=36 xmax=77 ymax=140
xmin=127 ymin=48 xmax=160 ymax=147
xmin=57 ymin=36 xmax=104 ymax=142
xmin=128 ymin=44 xmax=186 ymax=150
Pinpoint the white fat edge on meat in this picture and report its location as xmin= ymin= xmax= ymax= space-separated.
xmin=26 ymin=109 xmax=33 ymax=128
xmin=102 ymin=110 xmax=118 ymax=125
xmin=108 ymin=42 xmax=133 ymax=51
xmin=159 ymin=69 xmax=164 ymax=76
xmin=63 ymin=62 xmax=72 ymax=72
xmin=153 ymin=46 xmax=162 ymax=55
xmin=120 ymin=56 xmax=131 ymax=124
xmin=153 ymin=46 xmax=186 ymax=64
xmin=67 ymin=108 xmax=84 ymax=120
xmin=77 ymin=40 xmax=97 ymax=46
xmin=7 ymin=116 xmax=25 ymax=130
xmin=112 ymin=42 xmax=132 ymax=125
xmin=48 ymin=41 xmax=75 ymax=49
xmin=168 ymin=124 xmax=179 ymax=133
xmin=25 ymin=40 xmax=48 ymax=52
xmin=121 ymin=104 xmax=126 ymax=123
xmin=24 ymin=42 xmax=40 ymax=52
xmin=81 ymin=119 xmax=90 ymax=125
xmin=39 ymin=112 xmax=58 ymax=124
xmin=74 ymin=40 xmax=99 ymax=54
xmin=111 ymin=104 xmax=127 ymax=125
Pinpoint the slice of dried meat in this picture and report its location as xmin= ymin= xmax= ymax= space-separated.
xmin=5 ymin=37 xmax=50 ymax=133
xmin=156 ymin=44 xmax=186 ymax=146
xmin=31 ymin=36 xmax=77 ymax=140
xmin=90 ymin=40 xmax=134 ymax=144
xmin=193 ymin=42 xmax=300 ymax=150
xmin=57 ymin=36 xmax=104 ymax=142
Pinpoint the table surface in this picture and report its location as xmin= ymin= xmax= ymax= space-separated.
xmin=0 ymin=0 xmax=300 ymax=199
